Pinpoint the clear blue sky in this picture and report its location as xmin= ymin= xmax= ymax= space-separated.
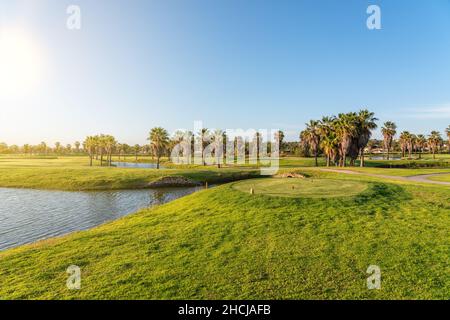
xmin=1 ymin=0 xmax=450 ymax=145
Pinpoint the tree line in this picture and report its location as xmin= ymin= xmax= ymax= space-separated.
xmin=1 ymin=119 xmax=449 ymax=169
xmin=299 ymin=110 xmax=450 ymax=167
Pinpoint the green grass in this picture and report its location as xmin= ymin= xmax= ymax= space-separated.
xmin=428 ymin=174 xmax=450 ymax=182
xmin=0 ymin=156 xmax=260 ymax=190
xmin=1 ymin=155 xmax=449 ymax=190
xmin=322 ymin=167 xmax=450 ymax=177
xmin=232 ymin=178 xmax=368 ymax=198
xmin=0 ymin=156 xmax=449 ymax=299
xmin=0 ymin=175 xmax=448 ymax=299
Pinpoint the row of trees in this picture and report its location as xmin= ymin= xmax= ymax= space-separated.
xmin=82 ymin=128 xmax=171 ymax=168
xmin=300 ymin=110 xmax=378 ymax=167
xmin=0 ymin=141 xmax=82 ymax=155
xmin=300 ymin=110 xmax=450 ymax=167
xmin=2 ymin=121 xmax=449 ymax=169
xmin=382 ymin=122 xmax=448 ymax=160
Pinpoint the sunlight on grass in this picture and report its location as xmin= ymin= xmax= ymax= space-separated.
xmin=232 ymin=178 xmax=368 ymax=198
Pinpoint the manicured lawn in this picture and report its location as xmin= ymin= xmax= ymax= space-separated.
xmin=232 ymin=178 xmax=368 ymax=198
xmin=0 ymin=175 xmax=448 ymax=299
xmin=323 ymin=167 xmax=450 ymax=177
xmin=428 ymin=174 xmax=450 ymax=182
xmin=0 ymin=156 xmax=449 ymax=299
xmin=0 ymin=156 xmax=260 ymax=190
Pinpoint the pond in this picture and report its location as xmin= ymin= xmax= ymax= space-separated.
xmin=0 ymin=186 xmax=203 ymax=251
xmin=369 ymin=156 xmax=402 ymax=161
xmin=112 ymin=162 xmax=165 ymax=169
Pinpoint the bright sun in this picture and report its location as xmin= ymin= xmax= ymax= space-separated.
xmin=0 ymin=29 xmax=44 ymax=98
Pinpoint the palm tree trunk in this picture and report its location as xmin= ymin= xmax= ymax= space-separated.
xmin=314 ymin=152 xmax=318 ymax=167
xmin=157 ymin=156 xmax=160 ymax=169
xmin=89 ymin=155 xmax=92 ymax=166
xmin=360 ymin=149 xmax=364 ymax=167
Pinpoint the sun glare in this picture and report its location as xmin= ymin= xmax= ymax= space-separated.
xmin=0 ymin=29 xmax=44 ymax=98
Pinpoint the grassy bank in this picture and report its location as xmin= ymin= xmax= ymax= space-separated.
xmin=0 ymin=174 xmax=448 ymax=299
xmin=2 ymin=155 xmax=450 ymax=191
xmin=0 ymin=156 xmax=260 ymax=190
xmin=429 ymin=174 xmax=450 ymax=182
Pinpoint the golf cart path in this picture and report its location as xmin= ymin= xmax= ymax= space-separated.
xmin=319 ymin=169 xmax=450 ymax=185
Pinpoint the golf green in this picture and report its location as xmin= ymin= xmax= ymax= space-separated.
xmin=232 ymin=178 xmax=369 ymax=198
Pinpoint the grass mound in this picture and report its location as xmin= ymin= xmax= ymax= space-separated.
xmin=232 ymin=178 xmax=368 ymax=198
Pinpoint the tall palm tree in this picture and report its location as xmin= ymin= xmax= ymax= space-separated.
xmin=428 ymin=131 xmax=442 ymax=159
xmin=97 ymin=135 xmax=107 ymax=166
xmin=335 ymin=113 xmax=357 ymax=167
xmin=23 ymin=144 xmax=31 ymax=157
xmin=74 ymin=141 xmax=81 ymax=153
xmin=381 ymin=121 xmax=397 ymax=160
xmin=399 ymin=131 xmax=409 ymax=158
xmin=102 ymin=135 xmax=116 ymax=166
xmin=54 ymin=142 xmax=61 ymax=155
xmin=415 ymin=134 xmax=426 ymax=159
xmin=148 ymin=127 xmax=169 ymax=169
xmin=276 ymin=130 xmax=285 ymax=154
xmin=355 ymin=109 xmax=378 ymax=167
xmin=134 ymin=144 xmax=141 ymax=161
xmin=446 ymin=126 xmax=450 ymax=153
xmin=318 ymin=116 xmax=338 ymax=167
xmin=212 ymin=129 xmax=225 ymax=168
xmin=301 ymin=120 xmax=321 ymax=166
xmin=39 ymin=141 xmax=47 ymax=155
xmin=197 ymin=128 xmax=210 ymax=166
xmin=83 ymin=136 xmax=96 ymax=166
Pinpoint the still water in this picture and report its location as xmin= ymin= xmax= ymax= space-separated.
xmin=369 ymin=156 xmax=402 ymax=160
xmin=112 ymin=162 xmax=165 ymax=169
xmin=0 ymin=186 xmax=202 ymax=251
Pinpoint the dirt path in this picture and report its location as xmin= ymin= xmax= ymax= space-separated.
xmin=319 ymin=169 xmax=450 ymax=186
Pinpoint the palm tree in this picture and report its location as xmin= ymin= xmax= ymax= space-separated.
xmin=355 ymin=109 xmax=378 ymax=167
xmin=335 ymin=113 xmax=357 ymax=167
xmin=211 ymin=129 xmax=225 ymax=168
xmin=148 ymin=127 xmax=169 ymax=169
xmin=104 ymin=135 xmax=116 ymax=166
xmin=134 ymin=144 xmax=141 ymax=161
xmin=39 ymin=141 xmax=47 ymax=155
xmin=399 ymin=131 xmax=409 ymax=158
xmin=301 ymin=120 xmax=321 ymax=166
xmin=381 ymin=121 xmax=397 ymax=160
xmin=83 ymin=136 xmax=96 ymax=166
xmin=446 ymin=126 xmax=450 ymax=153
xmin=96 ymin=135 xmax=107 ymax=165
xmin=74 ymin=141 xmax=81 ymax=153
xmin=276 ymin=130 xmax=285 ymax=154
xmin=197 ymin=128 xmax=210 ymax=166
xmin=428 ymin=131 xmax=442 ymax=159
xmin=415 ymin=134 xmax=426 ymax=159
xmin=54 ymin=142 xmax=61 ymax=155
xmin=23 ymin=144 xmax=31 ymax=157
xmin=318 ymin=116 xmax=338 ymax=167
